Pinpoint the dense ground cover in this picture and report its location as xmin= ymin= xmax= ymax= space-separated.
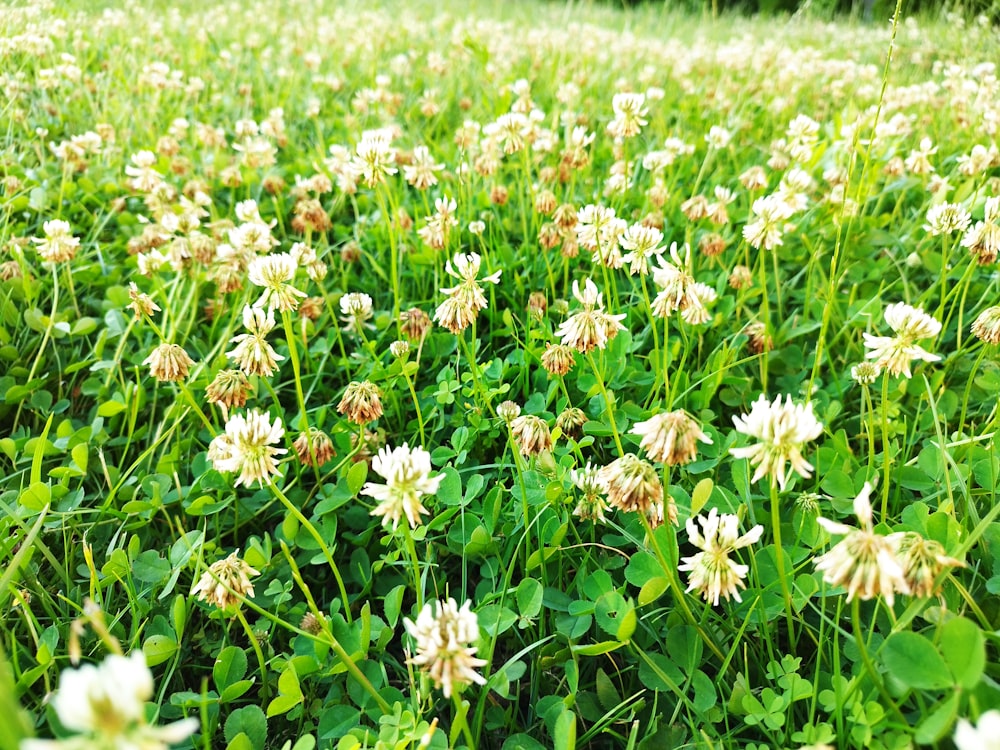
xmin=2 ymin=1 xmax=1000 ymax=748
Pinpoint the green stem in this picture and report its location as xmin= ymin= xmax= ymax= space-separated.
xmin=278 ymin=542 xmax=390 ymax=713
xmin=586 ymin=351 xmax=624 ymax=456
xmin=13 ymin=264 xmax=60 ymax=431
xmin=850 ymin=598 xmax=906 ymax=724
xmin=958 ymin=345 xmax=989 ymax=435
xmin=452 ymin=693 xmax=477 ymax=750
xmin=268 ymin=479 xmax=352 ymax=623
xmin=769 ymin=481 xmax=797 ymax=647
xmin=636 ymin=512 xmax=726 ymax=663
xmin=458 ymin=324 xmax=495 ymax=417
xmin=234 ymin=606 xmax=269 ymax=703
xmin=401 ymin=365 xmax=427 ymax=445
xmin=880 ymin=372 xmax=892 ymax=521
xmin=399 ymin=523 xmax=424 ymax=612
xmin=506 ymin=427 xmax=534 ymax=568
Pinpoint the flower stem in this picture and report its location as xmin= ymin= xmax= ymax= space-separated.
xmin=234 ymin=606 xmax=270 ymax=703
xmin=399 ymin=523 xmax=424 ymax=612
xmin=279 ymin=541 xmax=390 ymax=713
xmin=268 ymin=479 xmax=352 ymax=623
xmin=586 ymin=352 xmax=624 ymax=456
xmin=636 ymin=512 xmax=726 ymax=663
xmin=880 ymin=371 xmax=892 ymax=521
xmin=452 ymin=693 xmax=477 ymax=750
xmin=769 ymin=481 xmax=797 ymax=648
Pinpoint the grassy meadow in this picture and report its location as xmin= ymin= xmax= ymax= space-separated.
xmin=3 ymin=0 xmax=1000 ymax=748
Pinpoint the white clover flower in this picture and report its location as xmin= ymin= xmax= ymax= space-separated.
xmin=743 ymin=194 xmax=794 ymax=250
xmin=404 ymin=598 xmax=487 ymax=698
xmin=705 ymin=125 xmax=731 ymax=149
xmin=403 ymin=145 xmax=444 ymax=190
xmin=32 ymin=219 xmax=80 ymax=263
xmin=924 ymin=202 xmax=971 ymax=236
xmin=619 ymin=223 xmax=664 ymax=276
xmin=961 ymin=195 xmax=1000 ymax=264
xmin=570 ymin=461 xmax=609 ymax=522
xmin=955 ymin=710 xmax=1000 ymax=750
xmin=227 ymin=305 xmax=284 ymax=377
xmin=814 ymin=483 xmax=910 ymax=606
xmin=361 ymin=443 xmax=442 ymax=530
xmin=191 ymin=550 xmax=260 ymax=610
xmin=730 ymin=394 xmax=823 ymax=490
xmin=679 ymin=508 xmax=764 ymax=605
xmin=631 ymin=410 xmax=712 ymax=466
xmin=353 ymin=128 xmax=397 ymax=186
xmin=649 ymin=243 xmax=717 ymax=324
xmin=862 ymin=302 xmax=941 ymax=378
xmin=417 ymin=196 xmax=459 ymax=250
xmin=248 ymin=252 xmax=307 ymax=313
xmin=207 ymin=409 xmax=287 ymax=488
xmin=608 ymin=92 xmax=648 ymax=139
xmin=555 ymin=278 xmax=626 ymax=354
xmin=21 ymin=652 xmax=198 ymax=750
xmin=339 ymin=292 xmax=374 ymax=333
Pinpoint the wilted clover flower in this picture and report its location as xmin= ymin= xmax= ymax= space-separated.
xmin=361 ymin=443 xmax=442 ymax=530
xmin=404 ymin=598 xmax=487 ymax=698
xmin=205 ymin=369 xmax=251 ymax=418
xmin=597 ymin=454 xmax=666 ymax=520
xmin=896 ymin=533 xmax=964 ymax=598
xmin=863 ymin=302 xmax=941 ymax=378
xmin=730 ymin=394 xmax=823 ymax=490
xmin=143 ymin=343 xmax=195 ymax=382
xmin=20 ymin=652 xmax=198 ymax=750
xmin=679 ymin=508 xmax=764 ymax=605
xmin=556 ymin=407 xmax=588 ymax=440
xmin=814 ymin=483 xmax=909 ymax=606
xmin=207 ymin=409 xmax=287 ymax=488
xmin=337 ymin=380 xmax=383 ymax=424
xmin=400 ymin=307 xmax=432 ymax=341
xmin=972 ymin=306 xmax=1000 ymax=344
xmin=509 ymin=414 xmax=553 ymax=458
xmin=293 ymin=428 xmax=335 ymax=467
xmin=631 ymin=410 xmax=712 ymax=466
xmin=191 ymin=550 xmax=260 ymax=610
xmin=541 ymin=343 xmax=577 ymax=376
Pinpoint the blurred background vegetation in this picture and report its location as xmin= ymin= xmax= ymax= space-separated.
xmin=599 ymin=0 xmax=1000 ymax=19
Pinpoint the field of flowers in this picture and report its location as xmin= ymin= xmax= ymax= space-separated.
xmin=3 ymin=0 xmax=1000 ymax=748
